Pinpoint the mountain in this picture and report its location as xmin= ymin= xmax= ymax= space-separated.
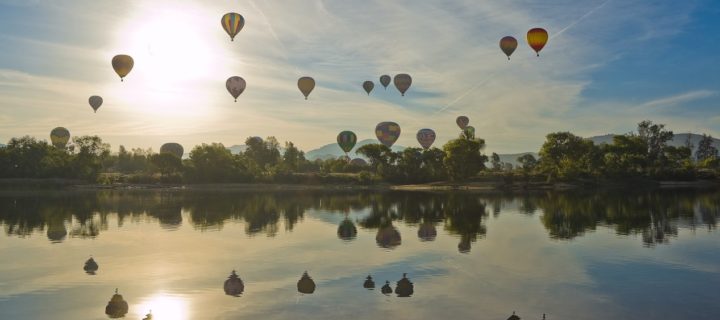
xmin=496 ymin=152 xmax=539 ymax=167
xmin=305 ymin=139 xmax=406 ymax=160
xmin=587 ymin=133 xmax=720 ymax=155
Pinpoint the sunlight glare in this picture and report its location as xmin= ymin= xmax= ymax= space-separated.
xmin=136 ymin=293 xmax=189 ymax=320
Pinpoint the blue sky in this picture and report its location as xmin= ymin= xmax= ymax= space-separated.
xmin=0 ymin=0 xmax=717 ymax=153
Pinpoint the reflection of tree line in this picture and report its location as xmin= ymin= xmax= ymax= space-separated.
xmin=537 ymin=189 xmax=719 ymax=246
xmin=1 ymin=189 xmax=718 ymax=247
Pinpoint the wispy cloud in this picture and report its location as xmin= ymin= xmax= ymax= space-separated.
xmin=639 ymin=90 xmax=717 ymax=108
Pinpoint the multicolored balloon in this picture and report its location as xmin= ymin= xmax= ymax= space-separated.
xmin=393 ymin=74 xmax=412 ymax=96
xmin=416 ymin=128 xmax=436 ymax=149
xmin=88 ymin=95 xmax=103 ymax=113
xmin=362 ymin=81 xmax=374 ymax=95
xmin=379 ymin=75 xmax=391 ymax=90
xmin=527 ymin=28 xmax=548 ymax=57
xmin=375 ymin=122 xmax=401 ymax=147
xmin=50 ymin=127 xmax=70 ymax=149
xmin=337 ymin=131 xmax=357 ymax=154
xmin=221 ymin=13 xmax=245 ymax=41
xmin=298 ymin=76 xmax=315 ymax=100
xmin=160 ymin=143 xmax=184 ymax=158
xmin=226 ymin=76 xmax=246 ymax=102
xmin=499 ymin=36 xmax=518 ymax=60
xmin=456 ymin=116 xmax=469 ymax=130
xmin=111 ymin=55 xmax=134 ymax=81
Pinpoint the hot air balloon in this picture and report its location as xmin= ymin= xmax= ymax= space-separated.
xmin=375 ymin=122 xmax=401 ymax=147
xmin=379 ymin=75 xmax=391 ymax=90
xmin=160 ymin=143 xmax=184 ymax=158
xmin=362 ymin=81 xmax=374 ymax=95
xmin=111 ymin=55 xmax=134 ymax=81
xmin=226 ymin=76 xmax=246 ymax=102
xmin=416 ymin=128 xmax=436 ymax=149
xmin=393 ymin=74 xmax=412 ymax=96
xmin=221 ymin=13 xmax=245 ymax=41
xmin=88 ymin=96 xmax=103 ymax=113
xmin=527 ymin=28 xmax=548 ymax=56
xmin=456 ymin=116 xmax=469 ymax=130
xmin=336 ymin=131 xmax=357 ymax=154
xmin=105 ymin=289 xmax=129 ymax=318
xmin=500 ymin=36 xmax=518 ymax=60
xmin=297 ymin=271 xmax=316 ymax=294
xmin=50 ymin=127 xmax=70 ymax=149
xmin=298 ymin=76 xmax=315 ymax=100
xmin=463 ymin=126 xmax=476 ymax=139
xmin=224 ymin=270 xmax=245 ymax=296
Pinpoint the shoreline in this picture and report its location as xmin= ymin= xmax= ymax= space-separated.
xmin=1 ymin=178 xmax=718 ymax=192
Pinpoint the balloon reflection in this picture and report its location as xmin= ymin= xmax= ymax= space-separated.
xmin=83 ymin=257 xmax=98 ymax=275
xmin=363 ymin=275 xmax=375 ymax=289
xmin=381 ymin=281 xmax=392 ymax=295
xmin=395 ymin=273 xmax=414 ymax=297
xmin=297 ymin=271 xmax=316 ymax=294
xmin=105 ymin=288 xmax=129 ymax=319
xmin=223 ymin=270 xmax=244 ymax=296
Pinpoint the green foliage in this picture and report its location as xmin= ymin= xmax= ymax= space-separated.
xmin=442 ymin=138 xmax=488 ymax=181
xmin=538 ymin=132 xmax=601 ymax=181
xmin=185 ymin=143 xmax=251 ymax=183
xmin=696 ymin=134 xmax=718 ymax=163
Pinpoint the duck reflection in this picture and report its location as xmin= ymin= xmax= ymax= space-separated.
xmin=337 ymin=218 xmax=357 ymax=241
xmin=105 ymin=288 xmax=129 ymax=319
xmin=380 ymin=281 xmax=392 ymax=295
xmin=395 ymin=273 xmax=414 ymax=297
xmin=297 ymin=271 xmax=316 ymax=294
xmin=363 ymin=275 xmax=375 ymax=289
xmin=83 ymin=257 xmax=98 ymax=274
xmin=223 ymin=270 xmax=244 ymax=296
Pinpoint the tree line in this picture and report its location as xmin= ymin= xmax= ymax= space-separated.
xmin=0 ymin=120 xmax=718 ymax=184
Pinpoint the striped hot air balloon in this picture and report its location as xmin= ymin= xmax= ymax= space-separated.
xmin=221 ymin=13 xmax=245 ymax=41
xmin=375 ymin=122 xmax=401 ymax=147
xmin=416 ymin=128 xmax=436 ymax=149
xmin=336 ymin=131 xmax=357 ymax=154
xmin=527 ymin=28 xmax=549 ymax=56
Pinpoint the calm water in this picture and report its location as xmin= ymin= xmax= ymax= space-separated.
xmin=0 ymin=188 xmax=718 ymax=320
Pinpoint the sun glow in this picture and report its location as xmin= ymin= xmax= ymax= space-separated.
xmin=136 ymin=293 xmax=189 ymax=320
xmin=110 ymin=4 xmax=229 ymax=117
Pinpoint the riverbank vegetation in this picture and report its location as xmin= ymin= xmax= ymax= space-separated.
xmin=0 ymin=120 xmax=718 ymax=185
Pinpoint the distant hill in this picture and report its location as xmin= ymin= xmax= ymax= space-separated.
xmin=305 ymin=139 xmax=406 ymax=160
xmin=227 ymin=145 xmax=248 ymax=155
xmin=587 ymin=133 xmax=720 ymax=154
xmin=496 ymin=152 xmax=539 ymax=167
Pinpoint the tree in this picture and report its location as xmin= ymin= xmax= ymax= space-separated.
xmin=601 ymin=135 xmax=648 ymax=177
xmin=151 ymin=153 xmax=183 ymax=178
xmin=442 ymin=138 xmax=488 ymax=181
xmin=490 ymin=153 xmax=502 ymax=171
xmin=244 ymin=136 xmax=281 ymax=174
xmin=421 ymin=148 xmax=447 ymax=181
xmin=538 ymin=132 xmax=600 ymax=181
xmin=281 ymin=141 xmax=307 ymax=172
xmin=517 ymin=154 xmax=538 ymax=172
xmin=356 ymin=144 xmax=394 ymax=171
xmin=637 ymin=120 xmax=673 ymax=166
xmin=186 ymin=143 xmax=242 ymax=182
xmin=695 ymin=134 xmax=718 ymax=162
xmin=72 ymin=135 xmax=110 ymax=179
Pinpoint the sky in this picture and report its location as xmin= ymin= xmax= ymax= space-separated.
xmin=0 ymin=0 xmax=718 ymax=154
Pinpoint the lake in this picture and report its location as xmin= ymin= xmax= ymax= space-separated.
xmin=0 ymin=188 xmax=718 ymax=319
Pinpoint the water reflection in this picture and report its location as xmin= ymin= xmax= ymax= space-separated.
xmin=223 ymin=270 xmax=244 ymax=297
xmin=105 ymin=289 xmax=129 ymax=319
xmin=381 ymin=281 xmax=392 ymax=295
xmin=363 ymin=275 xmax=375 ymax=289
xmin=1 ymin=189 xmax=718 ymax=248
xmin=83 ymin=257 xmax=98 ymax=275
xmin=136 ymin=293 xmax=188 ymax=320
xmin=297 ymin=271 xmax=316 ymax=294
xmin=395 ymin=273 xmax=414 ymax=297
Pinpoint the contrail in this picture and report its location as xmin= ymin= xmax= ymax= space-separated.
xmin=434 ymin=0 xmax=611 ymax=115
xmin=249 ymin=0 xmax=290 ymax=62
xmin=552 ymin=0 xmax=611 ymax=39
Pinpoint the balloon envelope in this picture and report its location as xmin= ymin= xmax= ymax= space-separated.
xmin=88 ymin=95 xmax=103 ymax=113
xmin=527 ymin=28 xmax=549 ymax=56
xmin=456 ymin=116 xmax=469 ymax=129
xmin=416 ymin=128 xmax=436 ymax=149
xmin=379 ymin=75 xmax=391 ymax=89
xmin=336 ymin=131 xmax=357 ymax=153
xmin=375 ymin=122 xmax=401 ymax=147
xmin=111 ymin=55 xmax=134 ymax=81
xmin=500 ymin=36 xmax=518 ymax=60
xmin=393 ymin=74 xmax=412 ymax=96
xmin=226 ymin=76 xmax=246 ymax=102
xmin=362 ymin=81 xmax=374 ymax=95
xmin=297 ymin=77 xmax=315 ymax=100
xmin=160 ymin=143 xmax=184 ymax=158
xmin=50 ymin=127 xmax=70 ymax=149
xmin=221 ymin=13 xmax=245 ymax=41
